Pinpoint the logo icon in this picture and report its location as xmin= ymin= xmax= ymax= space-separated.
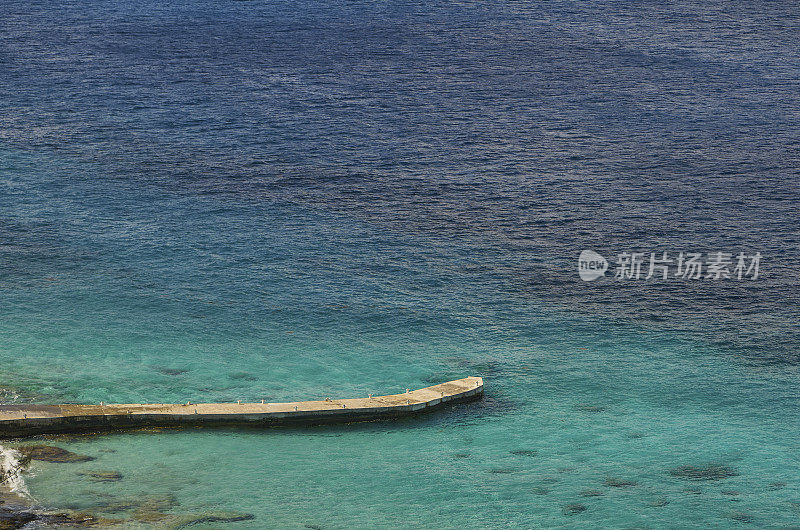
xmin=578 ymin=250 xmax=608 ymax=281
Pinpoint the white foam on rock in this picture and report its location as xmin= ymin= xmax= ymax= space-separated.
xmin=0 ymin=444 xmax=30 ymax=498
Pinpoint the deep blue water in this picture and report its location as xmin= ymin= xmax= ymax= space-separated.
xmin=1 ymin=0 xmax=799 ymax=527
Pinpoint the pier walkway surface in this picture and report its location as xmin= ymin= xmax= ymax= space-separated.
xmin=0 ymin=377 xmax=483 ymax=437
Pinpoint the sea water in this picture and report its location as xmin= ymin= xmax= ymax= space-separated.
xmin=1 ymin=0 xmax=799 ymax=527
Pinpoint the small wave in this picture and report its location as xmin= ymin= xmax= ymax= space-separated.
xmin=0 ymin=388 xmax=20 ymax=404
xmin=0 ymin=444 xmax=31 ymax=498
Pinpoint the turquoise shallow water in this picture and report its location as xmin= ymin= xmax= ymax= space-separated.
xmin=2 ymin=148 xmax=800 ymax=527
xmin=2 ymin=0 xmax=800 ymax=526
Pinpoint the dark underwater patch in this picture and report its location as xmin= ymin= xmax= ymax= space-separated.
xmin=227 ymin=372 xmax=258 ymax=381
xmin=16 ymin=445 xmax=94 ymax=463
xmin=669 ymin=464 xmax=739 ymax=481
xmin=574 ymin=403 xmax=606 ymax=413
xmin=510 ymin=449 xmax=537 ymax=456
xmin=604 ymin=478 xmax=637 ymax=487
xmin=488 ymin=468 xmax=516 ymax=474
xmin=726 ymin=511 xmax=754 ymax=524
xmin=156 ymin=367 xmax=189 ymax=376
xmin=580 ymin=489 xmax=604 ymax=497
xmin=562 ymin=503 xmax=587 ymax=515
xmin=79 ymin=471 xmax=123 ymax=482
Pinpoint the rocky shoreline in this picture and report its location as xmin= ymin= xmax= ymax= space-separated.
xmin=1 ymin=443 xmax=255 ymax=529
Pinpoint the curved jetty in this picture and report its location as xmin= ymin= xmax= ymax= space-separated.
xmin=0 ymin=377 xmax=483 ymax=437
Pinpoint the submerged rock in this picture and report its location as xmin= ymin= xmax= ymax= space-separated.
xmin=562 ymin=503 xmax=587 ymax=515
xmin=647 ymin=497 xmax=670 ymax=507
xmin=510 ymin=449 xmax=537 ymax=457
xmin=131 ymin=494 xmax=181 ymax=522
xmin=488 ymin=468 xmax=516 ymax=474
xmin=227 ymin=372 xmax=257 ymax=381
xmin=0 ymin=506 xmax=120 ymax=528
xmin=604 ymin=478 xmax=638 ymax=488
xmin=133 ymin=508 xmax=168 ymax=524
xmin=96 ymin=493 xmax=178 ymax=516
xmin=422 ymin=374 xmax=458 ymax=385
xmin=158 ymin=368 xmax=189 ymax=376
xmin=452 ymin=453 xmax=470 ymax=459
xmin=161 ymin=511 xmax=255 ymax=529
xmin=580 ymin=489 xmax=604 ymax=497
xmin=669 ymin=464 xmax=738 ymax=481
xmin=574 ymin=404 xmax=605 ymax=413
xmin=95 ymin=499 xmax=141 ymax=514
xmin=16 ymin=445 xmax=94 ymax=464
xmin=766 ymin=481 xmax=786 ymax=491
xmin=80 ymin=471 xmax=123 ymax=482
xmin=726 ymin=511 xmax=754 ymax=524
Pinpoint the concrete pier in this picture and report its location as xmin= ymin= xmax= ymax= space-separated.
xmin=0 ymin=377 xmax=483 ymax=437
